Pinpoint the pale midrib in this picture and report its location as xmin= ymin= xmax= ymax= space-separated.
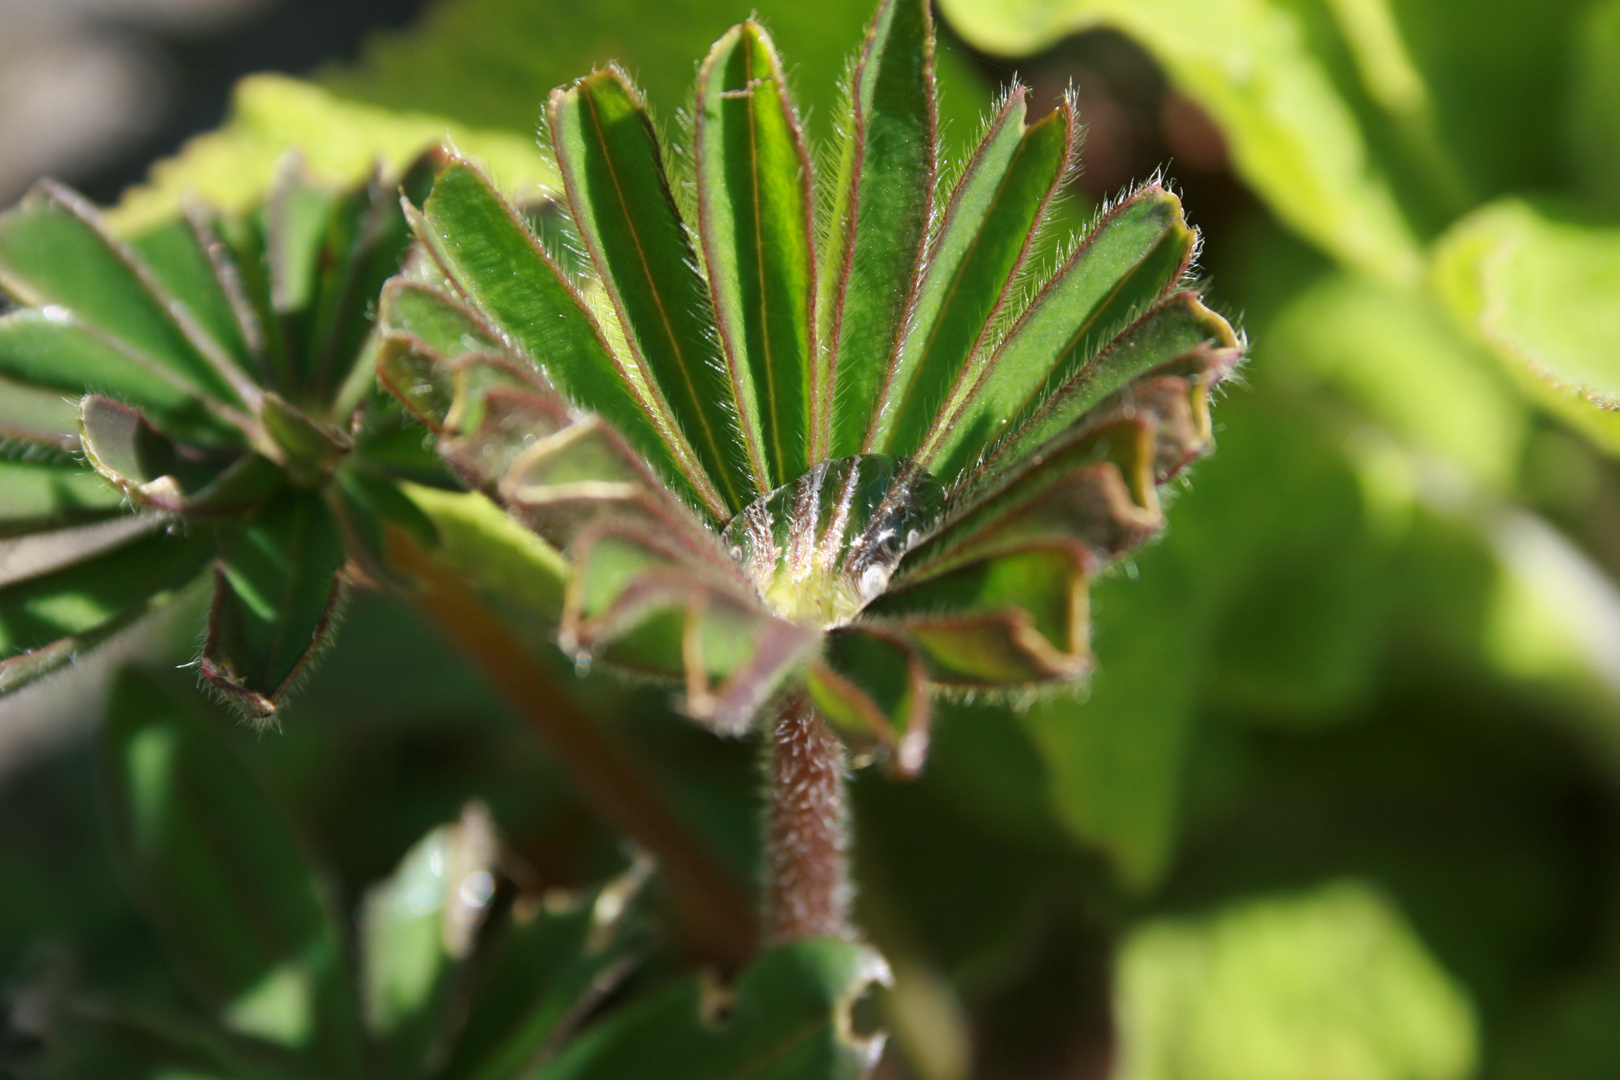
xmin=582 ymin=89 xmax=742 ymax=511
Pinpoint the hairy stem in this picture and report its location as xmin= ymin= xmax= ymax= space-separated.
xmin=385 ymin=527 xmax=757 ymax=970
xmin=763 ymin=690 xmax=851 ymax=944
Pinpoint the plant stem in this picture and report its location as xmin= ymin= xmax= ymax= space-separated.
xmin=763 ymin=690 xmax=851 ymax=944
xmin=385 ymin=527 xmax=757 ymax=970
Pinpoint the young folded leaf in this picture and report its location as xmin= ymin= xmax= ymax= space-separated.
xmin=379 ymin=0 xmax=1243 ymax=778
xmin=0 ymin=154 xmax=448 ymax=720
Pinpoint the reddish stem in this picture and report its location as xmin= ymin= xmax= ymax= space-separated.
xmin=386 ymin=527 xmax=757 ymax=970
xmin=763 ymin=690 xmax=851 ymax=944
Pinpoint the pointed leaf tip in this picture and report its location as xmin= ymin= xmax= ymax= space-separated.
xmin=549 ymin=68 xmax=753 ymax=513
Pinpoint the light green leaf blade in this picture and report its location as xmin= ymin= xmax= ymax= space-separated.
xmin=1431 ymin=201 xmax=1620 ymax=454
xmin=921 ymin=186 xmax=1198 ymax=482
xmin=0 ymin=523 xmax=215 ymax=697
xmin=99 ymin=666 xmax=365 ymax=1073
xmin=874 ymin=90 xmax=1074 ymax=460
xmin=201 ymin=489 xmax=346 ymax=721
xmin=109 ymin=74 xmax=560 ymax=237
xmin=417 ymin=161 xmax=716 ymax=517
xmin=818 ymin=0 xmax=937 ymax=460
xmin=1115 ymin=882 xmax=1478 ymax=1080
xmin=0 ymin=309 xmax=238 ymax=446
xmin=549 ymin=69 xmax=750 ymax=511
xmin=695 ymin=20 xmax=816 ymax=492
xmin=535 ymin=938 xmax=890 ymax=1080
xmin=0 ymin=182 xmax=253 ymax=415
xmin=936 ymin=0 xmax=1424 ymax=283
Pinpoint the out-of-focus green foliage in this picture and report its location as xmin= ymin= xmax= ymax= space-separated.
xmin=1115 ymin=882 xmax=1478 ymax=1080
xmin=5 ymin=0 xmax=1620 ymax=1076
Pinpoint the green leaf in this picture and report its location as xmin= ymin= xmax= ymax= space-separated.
xmin=416 ymin=161 xmax=717 ymax=516
xmin=694 ymin=20 xmax=816 ymax=491
xmin=935 ymin=0 xmax=1425 ymax=282
xmin=920 ymin=186 xmax=1199 ymax=481
xmin=1114 ymin=882 xmax=1478 ymax=1080
xmin=109 ymin=74 xmax=560 ymax=237
xmin=865 ymin=548 xmax=1091 ymax=685
xmin=0 ymin=181 xmax=256 ymax=416
xmin=562 ymin=522 xmax=813 ymax=734
xmin=201 ymin=490 xmax=346 ymax=721
xmin=99 ymin=667 xmax=365 ymax=1073
xmin=360 ymin=804 xmax=498 ymax=1079
xmin=1571 ymin=0 xmax=1620 ymax=212
xmin=0 ymin=309 xmax=238 ymax=445
xmin=0 ymin=444 xmax=126 ymax=538
xmin=874 ymin=89 xmax=1075 ymax=461
xmin=398 ymin=482 xmax=569 ymax=622
xmin=0 ymin=523 xmax=215 ymax=696
xmin=34 ymin=1002 xmax=307 ymax=1080
xmin=379 ymin=280 xmax=500 ymax=361
xmin=549 ymin=68 xmax=750 ymax=511
xmin=1431 ymin=201 xmax=1620 ymax=454
xmin=437 ymin=863 xmax=651 ymax=1080
xmin=975 ymin=292 xmax=1238 ymax=486
xmin=1268 ymin=272 xmax=1526 ymax=489
xmin=809 ymin=627 xmax=931 ymax=777
xmin=128 ymin=209 xmax=260 ymax=375
xmin=258 ymin=392 xmax=353 ymax=486
xmin=534 ymin=938 xmax=890 ymax=1080
xmin=79 ymin=395 xmax=284 ymax=516
xmin=817 ymin=0 xmax=937 ymax=460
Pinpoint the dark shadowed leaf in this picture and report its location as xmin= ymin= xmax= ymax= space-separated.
xmin=818 ymin=0 xmax=937 ymax=460
xmin=534 ymin=938 xmax=890 ymax=1080
xmin=0 ymin=523 xmax=215 ymax=696
xmin=695 ymin=20 xmax=817 ymax=492
xmin=99 ymin=667 xmax=364 ymax=1073
xmin=549 ymin=68 xmax=750 ymax=511
xmin=201 ymin=489 xmax=346 ymax=721
xmin=0 ymin=442 xmax=126 ymax=538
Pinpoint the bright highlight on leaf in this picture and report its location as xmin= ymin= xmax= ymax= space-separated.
xmin=380 ymin=0 xmax=1243 ymax=773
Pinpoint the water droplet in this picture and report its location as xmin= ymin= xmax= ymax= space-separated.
xmin=459 ymin=870 xmax=495 ymax=909
xmin=573 ymin=653 xmax=593 ymax=678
